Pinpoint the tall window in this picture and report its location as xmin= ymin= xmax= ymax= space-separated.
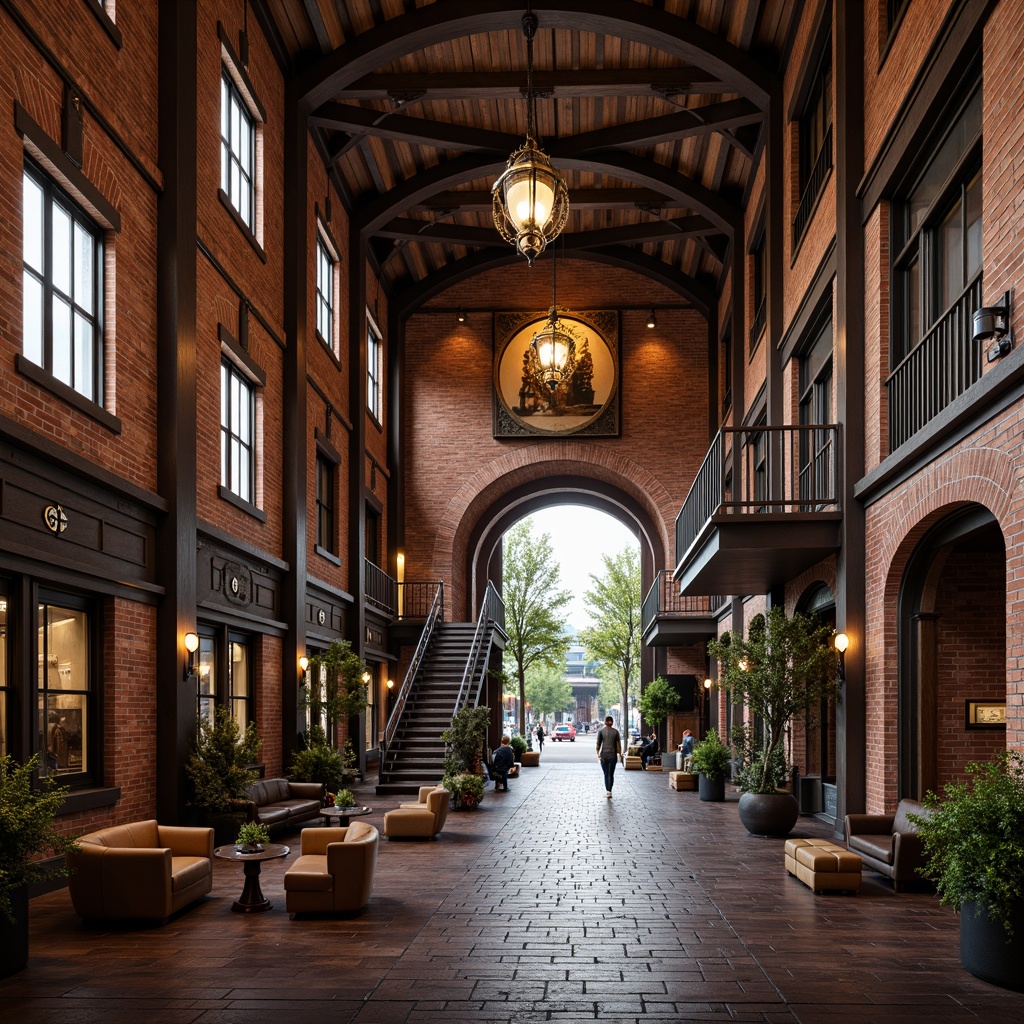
xmin=316 ymin=453 xmax=336 ymax=556
xmin=197 ymin=633 xmax=216 ymax=726
xmin=750 ymin=229 xmax=766 ymax=346
xmin=364 ymin=664 xmax=377 ymax=754
xmin=316 ymin=229 xmax=337 ymax=355
xmin=229 ymin=638 xmax=250 ymax=731
xmin=22 ymin=162 xmax=104 ymax=404
xmin=221 ymin=359 xmax=255 ymax=505
xmin=37 ymin=597 xmax=92 ymax=779
xmin=794 ymin=39 xmax=833 ymax=245
xmin=892 ymin=87 xmax=982 ymax=366
xmin=196 ymin=629 xmax=251 ymax=730
xmin=367 ymin=317 xmax=382 ymax=423
xmin=0 ymin=590 xmax=8 ymax=758
xmin=220 ymin=72 xmax=255 ymax=231
xmin=799 ymin=319 xmax=834 ymax=508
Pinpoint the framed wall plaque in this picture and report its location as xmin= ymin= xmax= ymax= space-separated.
xmin=493 ymin=309 xmax=619 ymax=438
xmin=964 ymin=700 xmax=1006 ymax=729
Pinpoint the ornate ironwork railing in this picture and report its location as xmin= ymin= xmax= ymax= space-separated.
xmin=886 ymin=275 xmax=983 ymax=452
xmin=641 ymin=571 xmax=724 ymax=634
xmin=675 ymin=424 xmax=841 ymax=568
xmin=379 ymin=581 xmax=445 ymax=781
xmin=364 ymin=559 xmax=397 ymax=617
xmin=793 ymin=125 xmax=833 ymax=248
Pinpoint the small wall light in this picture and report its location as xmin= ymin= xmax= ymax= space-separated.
xmin=457 ymin=308 xmax=467 ymax=323
xmin=703 ymin=677 xmax=713 ymax=690
xmin=362 ymin=671 xmax=371 ymax=685
xmin=299 ymin=655 xmax=309 ymax=680
xmin=184 ymin=631 xmax=199 ymax=681
xmin=974 ymin=290 xmax=1013 ymax=362
xmin=834 ymin=631 xmax=849 ymax=681
xmin=646 ymin=309 xmax=657 ymax=329
xmin=386 ymin=678 xmax=395 ymax=690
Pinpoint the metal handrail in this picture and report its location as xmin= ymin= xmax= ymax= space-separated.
xmin=378 ymin=581 xmax=444 ymax=782
xmin=453 ymin=581 xmax=505 ymax=716
xmin=641 ymin=571 xmax=723 ymax=634
xmin=793 ymin=124 xmax=833 ymax=247
xmin=365 ymin=559 xmax=397 ymax=616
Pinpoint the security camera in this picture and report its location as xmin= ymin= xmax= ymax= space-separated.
xmin=974 ymin=291 xmax=1013 ymax=362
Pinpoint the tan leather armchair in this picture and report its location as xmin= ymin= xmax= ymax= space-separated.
xmin=844 ymin=799 xmax=931 ymax=891
xmin=284 ymin=821 xmax=379 ymax=913
xmin=67 ymin=820 xmax=214 ymax=922
xmin=399 ymin=785 xmax=438 ymax=809
xmin=383 ymin=785 xmax=450 ymax=839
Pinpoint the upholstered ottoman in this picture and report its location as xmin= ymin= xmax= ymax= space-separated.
xmin=669 ymin=771 xmax=697 ymax=791
xmin=785 ymin=838 xmax=862 ymax=893
xmin=624 ymin=755 xmax=642 ymax=770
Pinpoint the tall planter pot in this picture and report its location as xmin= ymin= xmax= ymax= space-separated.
xmin=0 ymin=885 xmax=29 ymax=978
xmin=698 ymin=774 xmax=725 ymax=801
xmin=737 ymin=791 xmax=799 ymax=837
xmin=960 ymin=899 xmax=1024 ymax=991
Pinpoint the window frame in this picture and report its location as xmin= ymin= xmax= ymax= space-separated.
xmin=196 ymin=626 xmax=253 ymax=732
xmin=315 ymin=451 xmax=337 ymax=557
xmin=366 ymin=313 xmax=383 ymax=426
xmin=220 ymin=71 xmax=256 ymax=233
xmin=22 ymin=159 xmax=105 ymax=408
xmin=750 ymin=227 xmax=766 ymax=350
xmin=0 ymin=587 xmax=9 ymax=760
xmin=316 ymin=224 xmax=340 ymax=358
xmin=220 ymin=357 xmax=257 ymax=508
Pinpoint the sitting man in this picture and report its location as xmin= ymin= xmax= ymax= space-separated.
xmin=491 ymin=735 xmax=516 ymax=791
xmin=640 ymin=731 xmax=660 ymax=770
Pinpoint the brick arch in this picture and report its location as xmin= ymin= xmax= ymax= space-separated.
xmin=430 ymin=441 xmax=675 ymax=617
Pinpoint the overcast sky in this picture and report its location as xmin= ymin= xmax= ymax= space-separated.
xmin=524 ymin=504 xmax=639 ymax=632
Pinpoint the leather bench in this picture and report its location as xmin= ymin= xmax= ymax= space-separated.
xmin=669 ymin=771 xmax=697 ymax=790
xmin=785 ymin=838 xmax=862 ymax=893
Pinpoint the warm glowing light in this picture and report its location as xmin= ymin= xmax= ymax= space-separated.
xmin=738 ymin=658 xmax=749 ymax=671
xmin=386 ymin=678 xmax=395 ymax=689
xmin=184 ymin=632 xmax=199 ymax=654
xmin=704 ymin=677 xmax=713 ymax=689
xmin=299 ymin=656 xmax=309 ymax=673
xmin=834 ymin=632 xmax=849 ymax=654
xmin=362 ymin=672 xmax=371 ymax=684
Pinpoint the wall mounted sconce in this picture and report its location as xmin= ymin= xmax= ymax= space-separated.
xmin=457 ymin=308 xmax=466 ymax=323
xmin=184 ymin=631 xmax=199 ymax=681
xmin=646 ymin=309 xmax=657 ymax=329
xmin=299 ymin=655 xmax=309 ymax=680
xmin=703 ymin=677 xmax=713 ymax=691
xmin=834 ymin=631 xmax=849 ymax=681
xmin=974 ymin=290 xmax=1013 ymax=362
xmin=386 ymin=678 xmax=395 ymax=690
xmin=362 ymin=671 xmax=371 ymax=685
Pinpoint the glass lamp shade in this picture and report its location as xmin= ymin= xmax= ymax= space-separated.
xmin=492 ymin=137 xmax=569 ymax=264
xmin=530 ymin=316 xmax=574 ymax=390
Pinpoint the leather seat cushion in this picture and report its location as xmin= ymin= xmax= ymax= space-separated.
xmin=170 ymin=856 xmax=212 ymax=892
xmin=286 ymin=799 xmax=321 ymax=819
xmin=847 ymin=834 xmax=894 ymax=864
xmin=284 ymin=855 xmax=333 ymax=892
xmin=257 ymin=804 xmax=292 ymax=825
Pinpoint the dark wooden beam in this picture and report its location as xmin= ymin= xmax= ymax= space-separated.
xmin=302 ymin=0 xmax=333 ymax=53
xmin=411 ymin=187 xmax=675 ymax=212
xmin=564 ymin=216 xmax=722 ymax=250
xmin=375 ymin=218 xmax=499 ymax=245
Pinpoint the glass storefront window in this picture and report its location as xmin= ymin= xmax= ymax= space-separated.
xmin=0 ymin=593 xmax=8 ymax=757
xmin=37 ymin=601 xmax=90 ymax=778
xmin=197 ymin=635 xmax=216 ymax=726
xmin=229 ymin=640 xmax=249 ymax=731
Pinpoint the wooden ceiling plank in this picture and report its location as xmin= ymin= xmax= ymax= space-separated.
xmin=302 ymin=0 xmax=333 ymax=54
xmin=411 ymin=187 xmax=676 ymax=211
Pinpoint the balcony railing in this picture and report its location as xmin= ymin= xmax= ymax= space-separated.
xmin=364 ymin=559 xmax=397 ymax=617
xmin=642 ymin=570 xmax=724 ymax=635
xmin=886 ymin=275 xmax=983 ymax=452
xmin=396 ymin=580 xmax=444 ymax=620
xmin=675 ymin=424 xmax=841 ymax=568
xmin=793 ymin=125 xmax=833 ymax=249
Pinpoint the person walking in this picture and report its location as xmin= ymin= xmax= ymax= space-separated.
xmin=535 ymin=722 xmax=545 ymax=752
xmin=595 ymin=715 xmax=623 ymax=798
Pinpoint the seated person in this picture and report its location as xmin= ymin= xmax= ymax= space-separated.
xmin=640 ymin=731 xmax=659 ymax=769
xmin=679 ymin=729 xmax=695 ymax=770
xmin=491 ymin=735 xmax=516 ymax=790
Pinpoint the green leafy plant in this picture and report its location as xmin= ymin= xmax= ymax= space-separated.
xmin=185 ymin=706 xmax=262 ymax=813
xmin=334 ymin=788 xmax=356 ymax=809
xmin=0 ymin=753 xmax=80 ymax=924
xmin=289 ymin=736 xmax=357 ymax=793
xmin=707 ymin=608 xmax=840 ymax=794
xmin=913 ymin=751 xmax=1024 ymax=938
xmin=509 ymin=734 xmax=528 ymax=759
xmin=442 ymin=704 xmax=490 ymax=776
xmin=235 ymin=821 xmax=270 ymax=848
xmin=303 ymin=640 xmax=369 ymax=745
xmin=688 ymin=728 xmax=731 ymax=780
xmin=637 ymin=675 xmax=680 ymax=728
xmin=442 ymin=771 xmax=484 ymax=810
xmin=728 ymin=722 xmax=789 ymax=793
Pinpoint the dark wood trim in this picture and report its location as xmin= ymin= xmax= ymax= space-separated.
xmin=785 ymin=0 xmax=832 ymax=122
xmin=81 ymin=0 xmax=122 ymax=48
xmin=411 ymin=187 xmax=676 ymax=212
xmin=315 ymin=428 xmax=341 ymax=464
xmin=217 ymin=484 xmax=267 ymax=523
xmin=218 ymin=323 xmax=267 ymax=386
xmin=15 ymin=102 xmax=121 ymax=230
xmin=156 ymin=0 xmax=199 ymax=827
xmin=197 ymin=518 xmax=289 ymax=572
xmin=857 ymin=0 xmax=994 ymax=218
xmin=779 ymin=241 xmax=836 ymax=367
xmin=217 ymin=20 xmax=268 ymax=123
xmin=57 ymin=785 xmax=121 ymax=816
xmin=14 ymin=355 xmax=122 ymax=434
xmin=834 ymin=0 xmax=867 ymax=828
xmin=217 ymin=188 xmax=268 ymax=263
xmin=308 ymin=378 xmax=353 ymax=434
xmin=315 ymin=544 xmax=342 ymax=567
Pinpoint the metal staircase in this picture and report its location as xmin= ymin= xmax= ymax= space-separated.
xmin=377 ymin=583 xmax=506 ymax=796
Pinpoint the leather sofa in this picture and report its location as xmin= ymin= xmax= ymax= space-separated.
xmin=247 ymin=778 xmax=324 ymax=831
xmin=67 ymin=820 xmax=214 ymax=922
xmin=844 ymin=798 xmax=931 ymax=891
xmin=383 ymin=785 xmax=450 ymax=839
xmin=284 ymin=821 xmax=379 ymax=914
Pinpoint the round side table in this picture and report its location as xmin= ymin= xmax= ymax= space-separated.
xmin=214 ymin=843 xmax=290 ymax=913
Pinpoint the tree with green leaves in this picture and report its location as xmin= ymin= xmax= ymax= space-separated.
xmin=525 ymin=660 xmax=574 ymax=719
xmin=304 ymin=638 xmax=368 ymax=747
xmin=597 ymin=670 xmax=621 ymax=720
xmin=580 ymin=546 xmax=641 ymax=732
xmin=502 ymin=518 xmax=572 ymax=735
xmin=637 ymin=675 xmax=680 ymax=731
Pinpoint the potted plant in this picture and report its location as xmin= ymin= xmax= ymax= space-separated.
xmin=442 ymin=704 xmax=490 ymax=777
xmin=638 ymin=675 xmax=680 ymax=768
xmin=0 ymin=753 xmax=80 ymax=978
xmin=442 ymin=771 xmax=485 ymax=811
xmin=302 ymin=640 xmax=369 ymax=747
xmin=509 ymin=734 xmax=528 ymax=760
xmin=290 ymin=734 xmax=357 ymax=794
xmin=708 ymin=608 xmax=841 ymax=837
xmin=688 ymin=728 xmax=731 ymax=801
xmin=235 ymin=820 xmax=270 ymax=853
xmin=185 ymin=705 xmax=262 ymax=845
xmin=913 ymin=751 xmax=1024 ymax=991
xmin=334 ymin=787 xmax=357 ymax=811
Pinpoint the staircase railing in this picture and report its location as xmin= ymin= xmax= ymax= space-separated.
xmin=453 ymin=581 xmax=505 ymax=715
xmin=378 ymin=581 xmax=444 ymax=782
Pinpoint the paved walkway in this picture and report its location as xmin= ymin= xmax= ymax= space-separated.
xmin=3 ymin=755 xmax=1021 ymax=1023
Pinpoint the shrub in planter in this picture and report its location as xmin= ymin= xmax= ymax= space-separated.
xmin=443 ymin=771 xmax=485 ymax=811
xmin=290 ymin=734 xmax=357 ymax=793
xmin=688 ymin=728 xmax=730 ymax=801
xmin=442 ymin=705 xmax=490 ymax=775
xmin=185 ymin=706 xmax=261 ymax=815
xmin=235 ymin=821 xmax=270 ymax=851
xmin=509 ymin=734 xmax=528 ymax=759
xmin=334 ymin=788 xmax=356 ymax=810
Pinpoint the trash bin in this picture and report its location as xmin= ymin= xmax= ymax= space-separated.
xmin=662 ymin=751 xmax=681 ymax=771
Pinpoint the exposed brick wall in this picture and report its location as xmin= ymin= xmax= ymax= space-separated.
xmin=863 ymin=204 xmax=889 ymax=472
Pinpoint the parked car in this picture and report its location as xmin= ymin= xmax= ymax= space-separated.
xmin=552 ymin=724 xmax=576 ymax=742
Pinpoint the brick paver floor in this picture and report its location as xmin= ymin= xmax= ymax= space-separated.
xmin=3 ymin=757 xmax=1021 ymax=1023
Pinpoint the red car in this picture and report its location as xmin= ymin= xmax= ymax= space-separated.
xmin=552 ymin=724 xmax=576 ymax=742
